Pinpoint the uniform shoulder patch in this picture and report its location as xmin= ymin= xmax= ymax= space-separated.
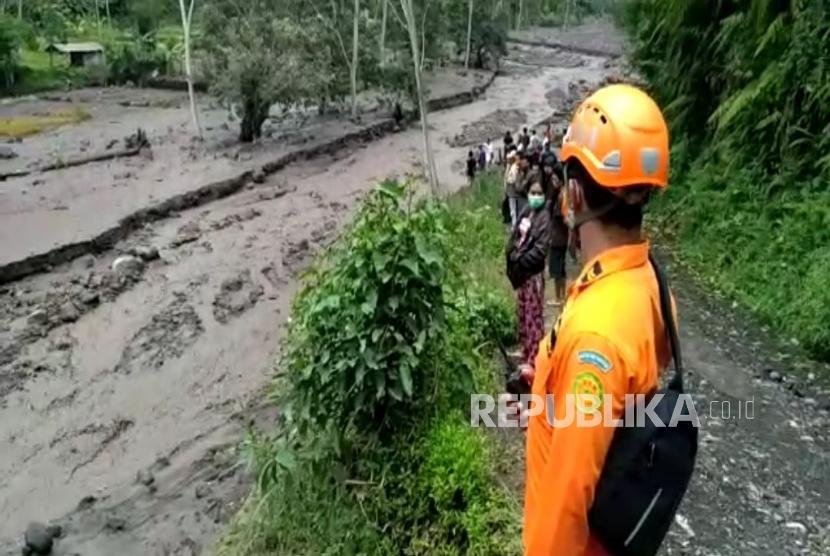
xmin=571 ymin=371 xmax=605 ymax=414
xmin=577 ymin=350 xmax=613 ymax=373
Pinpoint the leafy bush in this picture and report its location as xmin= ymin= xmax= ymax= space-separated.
xmin=106 ymin=38 xmax=165 ymax=85
xmin=0 ymin=15 xmax=20 ymax=89
xmin=217 ymin=177 xmax=521 ymax=555
xmin=202 ymin=0 xmax=334 ymax=142
xmin=277 ymin=182 xmax=451 ymax=457
xmin=419 ymin=417 xmax=521 ymax=555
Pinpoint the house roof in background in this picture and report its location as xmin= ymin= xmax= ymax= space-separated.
xmin=46 ymin=42 xmax=105 ymax=54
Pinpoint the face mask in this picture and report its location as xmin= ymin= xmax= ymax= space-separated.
xmin=528 ymin=194 xmax=545 ymax=210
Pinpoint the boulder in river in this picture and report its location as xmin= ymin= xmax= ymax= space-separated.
xmin=59 ymin=301 xmax=80 ymax=323
xmin=23 ymin=522 xmax=53 ymax=555
xmin=132 ymin=245 xmax=160 ymax=262
xmin=112 ymin=255 xmax=145 ymax=281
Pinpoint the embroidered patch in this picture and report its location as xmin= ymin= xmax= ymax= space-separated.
xmin=572 ymin=372 xmax=604 ymax=414
xmin=578 ymin=350 xmax=613 ymax=373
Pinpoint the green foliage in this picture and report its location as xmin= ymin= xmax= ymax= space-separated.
xmin=624 ymin=0 xmax=830 ymax=360
xmin=202 ymin=0 xmax=333 ymax=141
xmin=418 ymin=417 xmax=521 ymax=555
xmin=534 ymin=0 xmax=609 ymax=27
xmin=217 ymin=177 xmax=520 ymax=555
xmin=127 ymin=0 xmax=176 ymax=35
xmin=621 ymin=0 xmax=830 ymax=182
xmin=0 ymin=15 xmax=21 ymax=88
xmin=278 ymin=182 xmax=450 ymax=454
xmin=106 ymin=36 xmax=165 ymax=85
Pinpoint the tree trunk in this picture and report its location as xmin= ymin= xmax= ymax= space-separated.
xmin=350 ymin=0 xmax=360 ymax=120
xmin=240 ymin=102 xmax=268 ymax=143
xmin=105 ymin=0 xmax=111 ymax=23
xmin=564 ymin=0 xmax=571 ymax=29
xmin=16 ymin=0 xmax=21 ymax=19
xmin=464 ymin=0 xmax=473 ymax=69
xmin=179 ymin=0 xmax=203 ymax=138
xmin=94 ymin=0 xmax=102 ymax=40
xmin=516 ymin=0 xmax=522 ymax=30
xmin=379 ymin=0 xmax=387 ymax=66
xmin=400 ymin=0 xmax=439 ymax=195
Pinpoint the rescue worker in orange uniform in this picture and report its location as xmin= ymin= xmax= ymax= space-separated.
xmin=522 ymin=84 xmax=674 ymax=555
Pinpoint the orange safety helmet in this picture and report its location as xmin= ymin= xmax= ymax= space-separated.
xmin=560 ymin=84 xmax=669 ymax=190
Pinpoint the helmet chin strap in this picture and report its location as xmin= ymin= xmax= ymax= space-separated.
xmin=563 ymin=164 xmax=620 ymax=231
xmin=563 ymin=164 xmax=621 ymax=260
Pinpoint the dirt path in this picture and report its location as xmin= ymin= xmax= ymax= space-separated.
xmin=0 ymin=30 xmax=617 ymax=555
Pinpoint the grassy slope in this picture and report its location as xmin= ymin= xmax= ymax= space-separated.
xmin=214 ymin=174 xmax=524 ymax=556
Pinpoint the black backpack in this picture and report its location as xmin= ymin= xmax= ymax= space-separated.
xmin=588 ymin=253 xmax=699 ymax=556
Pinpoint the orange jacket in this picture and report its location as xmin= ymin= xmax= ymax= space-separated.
xmin=523 ymin=241 xmax=672 ymax=555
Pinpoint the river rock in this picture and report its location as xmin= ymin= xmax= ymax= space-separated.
xmin=59 ymin=302 xmax=80 ymax=323
xmin=27 ymin=309 xmax=49 ymax=327
xmin=784 ymin=521 xmax=807 ymax=534
xmin=80 ymin=290 xmax=100 ymax=306
xmin=195 ymin=484 xmax=212 ymax=499
xmin=133 ymin=245 xmax=160 ymax=262
xmin=0 ymin=145 xmax=18 ymax=159
xmin=104 ymin=516 xmax=126 ymax=533
xmin=45 ymin=525 xmax=62 ymax=539
xmin=79 ymin=254 xmax=96 ymax=269
xmin=23 ymin=522 xmax=52 ymax=555
xmin=136 ymin=469 xmax=155 ymax=487
xmin=112 ymin=255 xmax=145 ymax=280
xmin=172 ymin=222 xmax=201 ymax=247
xmin=252 ymin=170 xmax=266 ymax=184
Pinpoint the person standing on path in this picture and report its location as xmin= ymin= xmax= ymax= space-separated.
xmin=478 ymin=144 xmax=487 ymax=170
xmin=529 ymin=129 xmax=541 ymax=167
xmin=466 ymin=150 xmax=477 ymax=184
xmin=522 ymin=84 xmax=673 ymax=555
xmin=506 ymin=177 xmax=551 ymax=370
xmin=519 ymin=126 xmax=531 ymax=151
xmin=503 ymin=130 xmax=514 ymax=164
xmin=540 ymin=141 xmax=564 ymax=199
xmin=485 ymin=138 xmax=494 ymax=167
xmin=503 ymin=150 xmax=523 ymax=227
xmin=547 ymin=187 xmax=569 ymax=306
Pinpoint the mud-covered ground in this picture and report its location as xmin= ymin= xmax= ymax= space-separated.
xmin=0 ymin=69 xmax=492 ymax=270
xmin=3 ymin=21 xmax=827 ymax=556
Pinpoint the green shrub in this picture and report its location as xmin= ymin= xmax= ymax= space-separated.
xmin=0 ymin=15 xmax=21 ymax=89
xmin=217 ymin=177 xmax=522 ymax=556
xmin=277 ymin=182 xmax=452 ymax=457
xmin=417 ymin=416 xmax=521 ymax=555
xmin=106 ymin=38 xmax=166 ymax=85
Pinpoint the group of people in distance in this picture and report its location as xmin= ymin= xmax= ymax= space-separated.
xmin=502 ymin=124 xmax=570 ymax=374
xmin=466 ymin=139 xmax=496 ymax=181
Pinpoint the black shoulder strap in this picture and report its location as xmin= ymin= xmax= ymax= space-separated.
xmin=648 ymin=252 xmax=684 ymax=393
